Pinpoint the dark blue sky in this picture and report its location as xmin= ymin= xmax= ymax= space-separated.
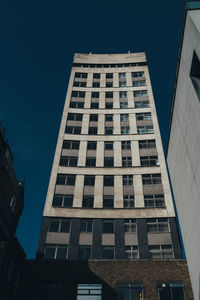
xmin=0 ymin=0 xmax=184 ymax=258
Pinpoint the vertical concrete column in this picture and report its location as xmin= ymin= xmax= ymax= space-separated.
xmin=78 ymin=141 xmax=87 ymax=166
xmin=96 ymin=141 xmax=104 ymax=167
xmin=113 ymin=91 xmax=120 ymax=109
xmin=114 ymin=114 xmax=121 ymax=134
xmin=114 ymin=176 xmax=123 ymax=208
xmin=131 ymin=140 xmax=140 ymax=167
xmin=73 ymin=175 xmax=84 ymax=207
xmin=113 ymin=72 xmax=118 ymax=87
xmin=114 ymin=141 xmax=122 ymax=167
xmin=126 ymin=72 xmax=132 ymax=87
xmin=94 ymin=175 xmax=103 ymax=208
xmin=81 ymin=114 xmax=89 ymax=134
xmin=99 ymin=91 xmax=105 ymax=109
xmin=87 ymin=73 xmax=93 ymax=88
xmin=84 ymin=91 xmax=91 ymax=109
xmin=127 ymin=90 xmax=134 ymax=108
xmin=101 ymin=73 xmax=106 ymax=88
xmin=133 ymin=175 xmax=144 ymax=207
xmin=98 ymin=114 xmax=104 ymax=135
xmin=129 ymin=113 xmax=137 ymax=134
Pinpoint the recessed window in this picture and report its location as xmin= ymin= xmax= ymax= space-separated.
xmin=137 ymin=126 xmax=154 ymax=134
xmin=123 ymin=175 xmax=133 ymax=186
xmin=48 ymin=218 xmax=71 ymax=233
xmin=142 ymin=174 xmax=161 ymax=185
xmin=132 ymin=71 xmax=145 ymax=78
xmin=90 ymin=114 xmax=98 ymax=122
xmin=140 ymin=156 xmax=158 ymax=167
xmin=75 ymin=72 xmax=88 ymax=78
xmin=86 ymin=157 xmax=96 ymax=167
xmin=104 ymin=175 xmax=114 ymax=186
xmin=84 ymin=175 xmax=95 ymax=186
xmin=73 ymin=81 xmax=87 ymax=87
xmin=56 ymin=174 xmax=76 ymax=185
xmin=59 ymin=156 xmax=78 ymax=167
xmin=78 ymin=246 xmax=92 ymax=260
xmin=105 ymin=92 xmax=113 ymax=98
xmin=124 ymin=195 xmax=134 ymax=208
xmin=87 ymin=141 xmax=97 ymax=150
xmin=93 ymin=73 xmax=100 ymax=79
xmin=105 ymin=114 xmax=113 ymax=122
xmin=105 ymin=127 xmax=113 ymax=135
xmin=144 ymin=194 xmax=165 ymax=208
xmin=119 ymin=81 xmax=126 ymax=87
xmin=121 ymin=126 xmax=130 ymax=135
xmin=103 ymin=195 xmax=114 ymax=208
xmin=158 ymin=283 xmax=185 ymax=300
xmin=122 ymin=157 xmax=132 ymax=167
xmin=132 ymin=80 xmax=146 ymax=87
xmin=124 ymin=219 xmax=137 ymax=233
xmin=119 ymin=72 xmax=126 ymax=78
xmin=125 ymin=246 xmax=139 ymax=259
xmin=77 ymin=284 xmax=102 ymax=300
xmin=104 ymin=141 xmax=114 ymax=150
xmin=105 ymin=102 xmax=113 ymax=109
xmin=63 ymin=140 xmax=80 ymax=150
xmin=102 ymin=246 xmax=114 ymax=259
xmin=120 ymin=114 xmax=129 ymax=122
xmin=121 ymin=141 xmax=131 ymax=150
xmin=136 ymin=113 xmax=151 ymax=121
xmin=71 ymin=91 xmax=85 ymax=98
xmin=65 ymin=126 xmax=82 ymax=134
xmin=80 ymin=220 xmax=93 ymax=232
xmin=106 ymin=73 xmax=113 ymax=79
xmin=147 ymin=218 xmax=169 ymax=233
xmin=67 ymin=113 xmax=83 ymax=121
xmin=44 ymin=244 xmax=68 ymax=260
xmin=138 ymin=140 xmax=155 ymax=149
xmin=52 ymin=194 xmax=73 ymax=207
xmin=82 ymin=196 xmax=94 ymax=208
xmin=106 ymin=82 xmax=113 ymax=87
xmin=190 ymin=51 xmax=200 ymax=102
xmin=88 ymin=127 xmax=98 ymax=135
xmin=119 ymin=91 xmax=127 ymax=98
xmin=149 ymin=245 xmax=174 ymax=259
xmin=120 ymin=102 xmax=128 ymax=109
xmin=91 ymin=92 xmax=99 ymax=98
xmin=103 ymin=220 xmax=114 ymax=233
xmin=133 ymin=90 xmax=148 ymax=97
xmin=69 ymin=102 xmax=84 ymax=109
xmin=104 ymin=157 xmax=114 ymax=167
xmin=117 ymin=283 xmax=143 ymax=300
xmin=90 ymin=102 xmax=99 ymax=109
xmin=135 ymin=101 xmax=149 ymax=108
xmin=93 ymin=82 xmax=100 ymax=88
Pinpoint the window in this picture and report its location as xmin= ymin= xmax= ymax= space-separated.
xmin=125 ymin=246 xmax=139 ymax=259
xmin=77 ymin=284 xmax=102 ymax=300
xmin=105 ymin=102 xmax=113 ymax=109
xmin=104 ymin=141 xmax=114 ymax=150
xmin=105 ymin=114 xmax=113 ymax=122
xmin=75 ymin=72 xmax=88 ymax=78
xmin=124 ymin=219 xmax=137 ymax=233
xmin=119 ymin=72 xmax=126 ymax=78
xmin=137 ymin=126 xmax=154 ymax=134
xmin=132 ymin=80 xmax=146 ymax=87
xmin=103 ymin=195 xmax=114 ymax=208
xmin=59 ymin=156 xmax=78 ymax=167
xmin=123 ymin=175 xmax=133 ymax=186
xmin=63 ymin=140 xmax=80 ymax=150
xmin=135 ymin=101 xmax=149 ymax=108
xmin=71 ymin=91 xmax=85 ymax=98
xmin=132 ymin=71 xmax=145 ymax=78
xmin=119 ymin=91 xmax=127 ymax=98
xmin=56 ymin=174 xmax=76 ymax=185
xmin=133 ymin=90 xmax=148 ymax=97
xmin=106 ymin=82 xmax=113 ymax=87
xmin=120 ymin=102 xmax=128 ymax=108
xmin=73 ymin=81 xmax=87 ymax=87
xmin=78 ymin=246 xmax=92 ymax=260
xmin=52 ymin=194 xmax=73 ymax=207
xmin=122 ymin=157 xmax=132 ymax=167
xmin=90 ymin=102 xmax=99 ymax=109
xmin=73 ymin=62 xmax=147 ymax=68
xmin=144 ymin=194 xmax=165 ymax=207
xmin=38 ymin=282 xmax=64 ymax=300
xmin=104 ymin=157 xmax=114 ymax=167
xmin=70 ymin=102 xmax=84 ymax=109
xmin=142 ymin=174 xmax=161 ymax=185
xmin=147 ymin=218 xmax=169 ymax=232
xmin=44 ymin=244 xmax=68 ymax=260
xmin=90 ymin=114 xmax=98 ymax=121
xmin=88 ymin=127 xmax=98 ymax=135
xmin=48 ymin=218 xmax=71 ymax=232
xmin=80 ymin=220 xmax=93 ymax=232
xmin=65 ymin=126 xmax=81 ymax=134
xmin=93 ymin=82 xmax=100 ymax=88
xmin=67 ymin=113 xmax=83 ymax=121
xmin=120 ymin=114 xmax=129 ymax=121
xmin=84 ymin=175 xmax=95 ymax=186
xmin=105 ymin=127 xmax=113 ymax=135
xmin=124 ymin=195 xmax=134 ymax=208
xmin=158 ymin=283 xmax=185 ymax=300
xmin=121 ymin=126 xmax=130 ymax=134
xmin=86 ymin=157 xmax=96 ymax=167
xmin=136 ymin=113 xmax=151 ymax=121
xmin=93 ymin=73 xmax=100 ymax=79
xmin=105 ymin=92 xmax=113 ymax=98
xmin=190 ymin=51 xmax=200 ymax=102
xmin=87 ymin=141 xmax=97 ymax=150
xmin=117 ymin=283 xmax=143 ymax=300
xmin=119 ymin=81 xmax=126 ymax=87
xmin=82 ymin=196 xmax=94 ymax=208
xmin=106 ymin=73 xmax=113 ymax=78
xmin=138 ymin=140 xmax=155 ymax=149
xmin=140 ymin=156 xmax=158 ymax=166
xmin=149 ymin=245 xmax=174 ymax=259
xmin=121 ymin=141 xmax=131 ymax=150
xmin=102 ymin=246 xmax=114 ymax=259
xmin=91 ymin=92 xmax=99 ymax=98
xmin=104 ymin=175 xmax=114 ymax=186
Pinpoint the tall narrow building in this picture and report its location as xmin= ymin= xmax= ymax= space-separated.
xmin=33 ymin=53 xmax=193 ymax=300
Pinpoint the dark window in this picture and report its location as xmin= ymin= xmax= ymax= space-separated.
xmin=149 ymin=245 xmax=174 ymax=259
xmin=120 ymin=114 xmax=129 ymax=122
xmin=122 ymin=157 xmax=132 ymax=167
xmin=123 ymin=175 xmax=133 ymax=186
xmin=103 ymin=196 xmax=114 ymax=208
xmin=144 ymin=194 xmax=165 ymax=207
xmin=124 ymin=195 xmax=134 ymax=208
xmin=138 ymin=140 xmax=156 ymax=149
xmin=88 ymin=127 xmax=98 ymax=135
xmin=69 ymin=102 xmax=84 ymax=109
xmin=125 ymin=246 xmax=139 ymax=259
xmin=105 ymin=92 xmax=113 ymax=98
xmin=84 ymin=175 xmax=95 ymax=186
xmin=103 ymin=220 xmax=114 ymax=233
xmin=132 ymin=71 xmax=145 ymax=78
xmin=102 ymin=246 xmax=114 ymax=259
xmin=86 ymin=157 xmax=96 ymax=167
xmin=78 ymin=246 xmax=92 ymax=260
xmin=90 ymin=114 xmax=98 ymax=121
xmin=82 ymin=196 xmax=94 ymax=208
xmin=135 ymin=101 xmax=149 ymax=108
xmin=48 ymin=219 xmax=71 ymax=233
xmin=117 ymin=283 xmax=143 ymax=300
xmin=133 ymin=90 xmax=148 ymax=97
xmin=91 ymin=92 xmax=99 ymax=98
xmin=59 ymin=156 xmax=78 ymax=167
xmin=93 ymin=73 xmax=100 ymax=79
xmin=104 ymin=157 xmax=114 ymax=167
xmin=71 ymin=91 xmax=85 ymax=98
xmin=119 ymin=72 xmax=126 ymax=78
xmin=119 ymin=91 xmax=127 ymax=98
xmin=93 ymin=82 xmax=100 ymax=88
xmin=87 ymin=141 xmax=97 ymax=150
xmin=104 ymin=175 xmax=114 ymax=186
xmin=121 ymin=126 xmax=130 ymax=135
xmin=56 ymin=174 xmax=76 ymax=185
xmin=73 ymin=81 xmax=87 ymax=87
xmin=67 ymin=113 xmax=83 ymax=121
xmin=190 ymin=51 xmax=200 ymax=102
xmin=132 ymin=80 xmax=146 ymax=87
xmin=106 ymin=73 xmax=113 ymax=79
xmin=80 ymin=220 xmax=93 ymax=232
xmin=105 ymin=102 xmax=113 ymax=109
xmin=90 ymin=102 xmax=99 ymax=109
xmin=77 ymin=284 xmax=102 ymax=299
xmin=63 ymin=140 xmax=80 ymax=150
xmin=65 ymin=126 xmax=82 ymax=134
xmin=147 ymin=218 xmax=169 ymax=233
xmin=142 ymin=174 xmax=162 ymax=185
xmin=52 ymin=194 xmax=73 ymax=207
xmin=158 ymin=283 xmax=185 ymax=300
xmin=106 ymin=82 xmax=113 ymax=87
xmin=105 ymin=127 xmax=113 ymax=135
xmin=38 ymin=282 xmax=64 ymax=300
xmin=136 ymin=113 xmax=151 ymax=121
xmin=44 ymin=244 xmax=68 ymax=260
xmin=137 ymin=126 xmax=154 ymax=134
xmin=120 ymin=102 xmax=128 ymax=108
xmin=105 ymin=114 xmax=113 ymax=122
xmin=104 ymin=141 xmax=114 ymax=150
xmin=140 ymin=156 xmax=158 ymax=167
xmin=121 ymin=141 xmax=131 ymax=150
xmin=119 ymin=81 xmax=126 ymax=87
xmin=75 ymin=72 xmax=88 ymax=78
xmin=124 ymin=219 xmax=137 ymax=233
